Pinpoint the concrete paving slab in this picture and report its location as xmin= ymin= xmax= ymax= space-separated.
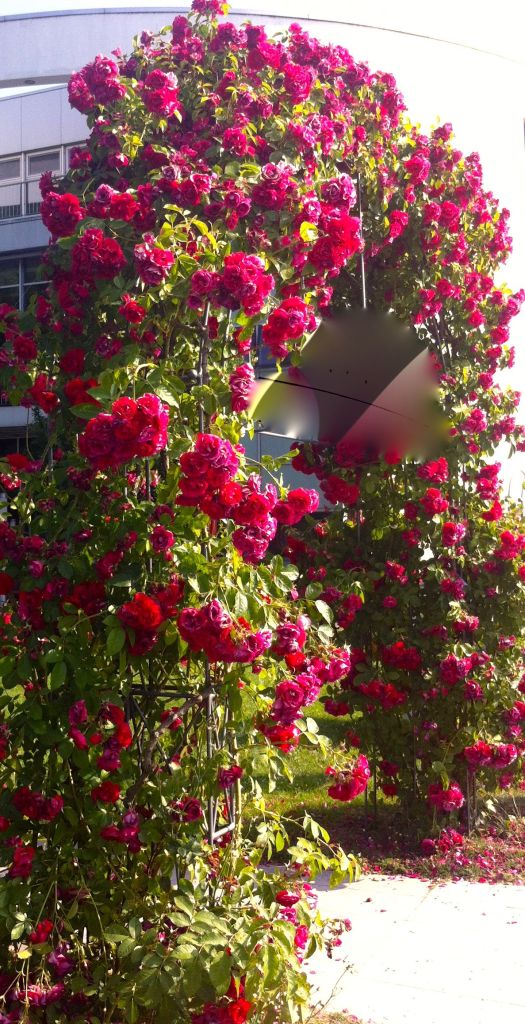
xmin=309 ymin=873 xmax=525 ymax=1024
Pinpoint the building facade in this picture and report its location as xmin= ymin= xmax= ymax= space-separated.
xmin=1 ymin=2 xmax=524 ymax=471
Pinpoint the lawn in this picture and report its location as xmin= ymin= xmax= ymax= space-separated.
xmin=312 ymin=1015 xmax=371 ymax=1024
xmin=248 ymin=701 xmax=525 ymax=885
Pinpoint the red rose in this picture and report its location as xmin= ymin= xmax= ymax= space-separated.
xmin=79 ymin=394 xmax=169 ymax=470
xmin=91 ymin=781 xmax=121 ymax=804
xmin=171 ymin=797 xmax=203 ymax=822
xmin=59 ymin=348 xmax=85 ymax=376
xmin=23 ymin=373 xmax=58 ymax=414
xmin=12 ymin=333 xmax=38 ymax=362
xmin=273 ymin=488 xmax=319 ymax=525
xmin=134 ymin=242 xmax=175 ymax=285
xmin=9 ymin=844 xmax=36 ymax=879
xmin=118 ymin=593 xmax=164 ymax=632
xmin=283 ymin=61 xmax=314 ymax=102
xmin=142 ymin=69 xmax=180 ymax=117
xmin=72 ymin=228 xmax=126 ymax=280
xmin=118 ymin=293 xmax=146 ymax=323
xmin=275 ymin=890 xmax=300 ymax=907
xmin=0 ymin=572 xmax=15 ymax=595
xmin=64 ymin=377 xmax=99 ymax=407
xmin=109 ymin=192 xmax=139 ymax=222
xmin=29 ymin=919 xmax=53 ymax=944
xmin=41 ymin=191 xmax=85 ymax=238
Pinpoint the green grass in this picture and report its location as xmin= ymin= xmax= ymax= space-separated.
xmin=312 ymin=1014 xmax=373 ymax=1024
xmin=248 ymin=703 xmax=525 ymax=884
xmin=261 ymin=701 xmax=361 ymax=823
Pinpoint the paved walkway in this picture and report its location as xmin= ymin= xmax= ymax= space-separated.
xmin=309 ymin=873 xmax=525 ymax=1024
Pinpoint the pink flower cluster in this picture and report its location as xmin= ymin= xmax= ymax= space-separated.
xmin=326 ymin=755 xmax=371 ymax=802
xmin=141 ymin=69 xmax=180 ymax=117
xmin=177 ymin=599 xmax=272 ymax=663
xmin=229 ymin=363 xmax=255 ymax=412
xmin=261 ymin=645 xmax=351 ymax=753
xmin=79 ymin=394 xmax=169 ymax=471
xmin=134 ymin=240 xmax=175 ymax=285
xmin=68 ymin=54 xmax=127 ymax=113
xmin=117 ymin=581 xmax=184 ymax=654
xmin=12 ymin=787 xmax=64 ymax=822
xmin=262 ymin=298 xmax=318 ymax=361
xmin=463 ymin=740 xmax=518 ymax=771
xmin=177 ymin=433 xmax=318 ymax=563
xmin=190 ymin=252 xmax=274 ymax=317
xmin=41 ymin=191 xmax=85 ymax=239
xmin=101 ymin=809 xmax=142 ymax=854
xmin=71 ymin=228 xmax=126 ymax=281
xmin=428 ymin=781 xmax=465 ymax=813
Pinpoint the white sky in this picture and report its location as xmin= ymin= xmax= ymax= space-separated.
xmin=2 ymin=0 xmax=186 ymax=11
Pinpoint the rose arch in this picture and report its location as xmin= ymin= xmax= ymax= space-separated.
xmin=0 ymin=2 xmax=524 ymax=1023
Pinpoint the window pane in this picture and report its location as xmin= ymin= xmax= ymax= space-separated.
xmin=23 ymin=255 xmax=46 ymax=283
xmin=23 ymin=282 xmax=47 ymax=309
xmin=0 ymin=287 xmax=20 ymax=309
xmin=25 ymin=180 xmax=42 ymax=215
xmin=0 ymin=157 xmax=21 ymax=181
xmin=27 ymin=150 xmax=60 ymax=176
xmin=0 ymin=261 xmax=19 ymax=287
xmin=0 ymin=183 xmax=22 ymax=220
xmin=0 ymin=439 xmax=20 ymax=455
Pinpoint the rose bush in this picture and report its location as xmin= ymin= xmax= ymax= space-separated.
xmin=280 ymin=84 xmax=525 ymax=822
xmin=0 ymin=3 xmax=391 ymax=1021
xmin=1 ymin=1 xmax=523 ymax=1017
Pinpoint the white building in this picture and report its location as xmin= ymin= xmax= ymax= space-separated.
xmin=1 ymin=2 xmax=524 ymax=468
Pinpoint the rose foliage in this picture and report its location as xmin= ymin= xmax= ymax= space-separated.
xmin=1 ymin=2 xmax=524 ymax=1019
xmin=0 ymin=2 xmax=429 ymax=1021
xmin=280 ymin=55 xmax=525 ymax=822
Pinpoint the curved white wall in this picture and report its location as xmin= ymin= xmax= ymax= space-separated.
xmin=2 ymin=5 xmax=523 ymax=283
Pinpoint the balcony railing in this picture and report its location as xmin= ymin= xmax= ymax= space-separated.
xmin=0 ymin=182 xmax=22 ymax=221
xmin=0 ymin=182 xmax=42 ymax=222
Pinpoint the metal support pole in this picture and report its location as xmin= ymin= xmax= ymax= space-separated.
xmin=205 ymin=684 xmax=215 ymax=845
xmin=357 ymin=172 xmax=367 ymax=311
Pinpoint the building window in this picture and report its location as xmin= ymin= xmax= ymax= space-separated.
xmin=0 ymin=155 xmax=22 ymax=220
xmin=0 ymin=254 xmax=49 ymax=311
xmin=0 ymin=258 xmax=20 ymax=308
xmin=26 ymin=149 xmax=61 ymax=178
xmin=0 ymin=157 xmax=21 ymax=182
xmin=0 ymin=143 xmax=84 ymax=222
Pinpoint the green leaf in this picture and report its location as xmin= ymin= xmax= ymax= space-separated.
xmin=57 ymin=558 xmax=74 ymax=580
xmin=261 ymin=943 xmax=281 ymax=990
xmin=104 ymin=930 xmax=129 ymax=943
xmin=314 ymin=599 xmax=333 ymax=624
xmin=50 ymin=661 xmax=67 ymax=689
xmin=153 ymin=386 xmax=179 ymax=408
xmin=182 ymin=960 xmax=206 ymax=997
xmin=299 ymin=221 xmax=318 ymax=242
xmin=234 ymin=590 xmax=248 ymax=616
xmin=117 ymin=937 xmax=136 ymax=958
xmin=106 ymin=626 xmax=126 ymax=656
xmin=318 ymin=623 xmax=334 ymax=643
xmin=209 ymin=952 xmax=232 ymax=994
xmin=275 ymin=831 xmax=285 ymax=853
xmin=69 ymin=404 xmax=101 ymax=420
xmin=192 ymin=911 xmax=229 ymax=934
